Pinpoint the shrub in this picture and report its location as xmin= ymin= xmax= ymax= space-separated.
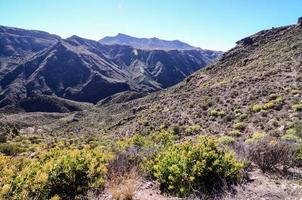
xmin=251 ymin=132 xmax=266 ymax=140
xmin=238 ymin=113 xmax=248 ymax=121
xmin=281 ymin=127 xmax=301 ymax=142
xmin=233 ymin=122 xmax=246 ymax=131
xmin=247 ymin=139 xmax=295 ymax=171
xmin=209 ymin=110 xmax=225 ymax=117
xmin=291 ymin=89 xmax=300 ymax=95
xmin=292 ymin=102 xmax=302 ymax=111
xmin=218 ymin=136 xmax=236 ymax=145
xmin=263 ymin=102 xmax=275 ymax=110
xmin=0 ymin=143 xmax=22 ymax=155
xmin=228 ymin=130 xmax=241 ymax=137
xmin=184 ymin=125 xmax=201 ymax=135
xmin=295 ymin=145 xmax=302 ymax=166
xmin=251 ymin=104 xmax=262 ymax=112
xmin=0 ymin=134 xmax=7 ymax=143
xmin=108 ymin=169 xmax=138 ymax=200
xmin=150 ymin=130 xmax=176 ymax=147
xmin=132 ymin=134 xmax=147 ymax=148
xmin=245 ymin=132 xmax=266 ymax=143
xmin=0 ymin=146 xmax=113 ymax=199
xmin=262 ymin=97 xmax=284 ymax=110
xmin=281 ymin=133 xmax=300 ymax=142
xmin=150 ymin=137 xmax=243 ymax=197
xmin=234 ymin=109 xmax=242 ymax=115
xmin=171 ymin=125 xmax=180 ymax=135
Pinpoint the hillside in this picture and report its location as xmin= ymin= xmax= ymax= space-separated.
xmin=0 ymin=21 xmax=301 ymax=200
xmin=51 ymin=21 xmax=302 ymax=140
xmin=0 ymin=26 xmax=221 ymax=112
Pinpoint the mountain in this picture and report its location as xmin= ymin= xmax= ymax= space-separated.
xmin=0 ymin=26 xmax=222 ymax=112
xmin=0 ymin=25 xmax=60 ymax=63
xmin=56 ymin=20 xmax=302 ymax=140
xmin=1 ymin=19 xmax=302 ymax=200
xmin=100 ymin=33 xmax=199 ymax=50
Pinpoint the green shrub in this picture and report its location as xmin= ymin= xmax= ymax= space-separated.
xmin=150 ymin=130 xmax=176 ymax=147
xmin=292 ymin=103 xmax=302 ymax=111
xmin=228 ymin=130 xmax=241 ymax=137
xmin=251 ymin=104 xmax=262 ymax=112
xmin=171 ymin=125 xmax=180 ymax=135
xmin=245 ymin=132 xmax=266 ymax=143
xmin=0 ymin=143 xmax=22 ymax=155
xmin=209 ymin=110 xmax=225 ymax=117
xmin=132 ymin=134 xmax=147 ymax=148
xmin=281 ymin=127 xmax=301 ymax=142
xmin=263 ymin=96 xmax=283 ymax=110
xmin=218 ymin=136 xmax=236 ymax=145
xmin=0 ymin=146 xmax=113 ymax=199
xmin=184 ymin=125 xmax=201 ymax=135
xmin=281 ymin=133 xmax=300 ymax=142
xmin=150 ymin=137 xmax=243 ymax=197
xmin=233 ymin=122 xmax=246 ymax=131
xmin=238 ymin=113 xmax=248 ymax=121
xmin=291 ymin=89 xmax=300 ymax=95
xmin=263 ymin=102 xmax=275 ymax=110
xmin=252 ymin=132 xmax=266 ymax=140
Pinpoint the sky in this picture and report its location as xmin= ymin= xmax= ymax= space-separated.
xmin=0 ymin=0 xmax=301 ymax=51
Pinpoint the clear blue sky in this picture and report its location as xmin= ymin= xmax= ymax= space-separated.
xmin=0 ymin=0 xmax=301 ymax=51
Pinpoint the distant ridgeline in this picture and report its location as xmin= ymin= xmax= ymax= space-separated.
xmin=0 ymin=25 xmax=222 ymax=112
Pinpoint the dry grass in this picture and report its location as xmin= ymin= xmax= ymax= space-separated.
xmin=247 ymin=138 xmax=296 ymax=172
xmin=108 ymin=169 xmax=139 ymax=200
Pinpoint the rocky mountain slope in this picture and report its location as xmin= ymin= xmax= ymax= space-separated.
xmin=0 ymin=26 xmax=221 ymax=112
xmin=52 ymin=20 xmax=302 ymax=141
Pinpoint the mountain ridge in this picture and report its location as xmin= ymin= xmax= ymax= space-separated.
xmin=0 ymin=25 xmax=222 ymax=112
xmin=99 ymin=33 xmax=211 ymax=51
xmin=50 ymin=21 xmax=302 ymax=140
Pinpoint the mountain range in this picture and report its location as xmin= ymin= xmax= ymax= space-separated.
xmin=0 ymin=19 xmax=302 ymax=200
xmin=49 ymin=19 xmax=302 ymax=140
xmin=100 ymin=33 xmax=198 ymax=50
xmin=0 ymin=25 xmax=222 ymax=112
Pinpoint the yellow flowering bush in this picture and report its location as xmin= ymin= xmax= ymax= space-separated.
xmin=0 ymin=146 xmax=113 ymax=199
xmin=150 ymin=136 xmax=243 ymax=197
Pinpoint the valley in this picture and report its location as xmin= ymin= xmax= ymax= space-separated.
xmin=0 ymin=11 xmax=301 ymax=200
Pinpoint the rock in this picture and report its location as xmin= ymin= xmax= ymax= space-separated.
xmin=236 ymin=36 xmax=253 ymax=46
xmin=298 ymin=17 xmax=302 ymax=26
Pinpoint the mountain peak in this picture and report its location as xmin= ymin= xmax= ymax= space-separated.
xmin=116 ymin=33 xmax=131 ymax=37
xmin=99 ymin=33 xmax=198 ymax=50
